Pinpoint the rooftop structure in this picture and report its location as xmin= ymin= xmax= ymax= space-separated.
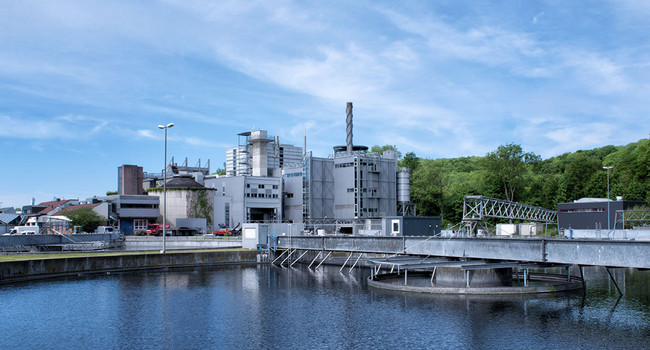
xmin=225 ymin=131 xmax=302 ymax=176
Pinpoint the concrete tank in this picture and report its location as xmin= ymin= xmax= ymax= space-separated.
xmin=397 ymin=168 xmax=410 ymax=203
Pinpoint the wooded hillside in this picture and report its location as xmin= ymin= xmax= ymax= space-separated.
xmin=387 ymin=138 xmax=650 ymax=227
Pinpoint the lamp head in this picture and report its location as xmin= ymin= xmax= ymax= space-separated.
xmin=158 ymin=125 xmax=165 ymax=129
xmin=167 ymin=123 xmax=174 ymax=128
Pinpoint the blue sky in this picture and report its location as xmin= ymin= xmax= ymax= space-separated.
xmin=1 ymin=0 xmax=649 ymax=208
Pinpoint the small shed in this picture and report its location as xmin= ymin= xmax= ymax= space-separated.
xmin=383 ymin=216 xmax=441 ymax=236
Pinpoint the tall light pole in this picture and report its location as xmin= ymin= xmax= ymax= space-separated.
xmin=158 ymin=123 xmax=174 ymax=253
xmin=603 ymin=166 xmax=613 ymax=231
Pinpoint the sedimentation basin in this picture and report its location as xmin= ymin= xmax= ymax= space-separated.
xmin=0 ymin=250 xmax=261 ymax=284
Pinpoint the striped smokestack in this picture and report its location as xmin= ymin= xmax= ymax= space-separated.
xmin=346 ymin=102 xmax=353 ymax=153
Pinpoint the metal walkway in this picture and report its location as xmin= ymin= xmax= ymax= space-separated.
xmin=275 ymin=235 xmax=650 ymax=269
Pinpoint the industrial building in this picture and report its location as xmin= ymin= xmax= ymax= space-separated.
xmin=206 ymin=130 xmax=283 ymax=228
xmin=148 ymin=175 xmax=216 ymax=231
xmin=207 ymin=102 xmax=433 ymax=236
xmin=557 ymin=197 xmax=646 ymax=230
xmin=281 ymin=103 xmax=409 ymax=234
xmin=208 ymin=175 xmax=282 ymax=228
xmin=225 ymin=131 xmax=302 ymax=176
xmin=94 ymin=165 xmax=161 ymax=235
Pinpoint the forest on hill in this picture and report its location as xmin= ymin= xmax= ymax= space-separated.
xmin=374 ymin=137 xmax=650 ymax=227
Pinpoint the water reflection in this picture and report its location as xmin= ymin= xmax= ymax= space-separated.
xmin=0 ymin=265 xmax=648 ymax=349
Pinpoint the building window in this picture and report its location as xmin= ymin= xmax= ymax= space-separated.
xmin=259 ymin=184 xmax=265 ymax=189
xmin=134 ymin=219 xmax=148 ymax=231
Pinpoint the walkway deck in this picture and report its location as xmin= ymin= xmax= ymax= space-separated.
xmin=275 ymin=236 xmax=650 ymax=269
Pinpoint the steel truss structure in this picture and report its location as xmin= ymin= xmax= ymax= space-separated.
xmin=615 ymin=210 xmax=650 ymax=228
xmin=463 ymin=196 xmax=557 ymax=223
xmin=462 ymin=195 xmax=557 ymax=224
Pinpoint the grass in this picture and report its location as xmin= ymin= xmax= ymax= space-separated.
xmin=0 ymin=248 xmax=252 ymax=263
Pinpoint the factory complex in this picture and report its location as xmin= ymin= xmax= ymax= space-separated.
xmin=1 ymin=103 xmax=439 ymax=238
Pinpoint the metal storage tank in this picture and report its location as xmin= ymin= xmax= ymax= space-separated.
xmin=397 ymin=168 xmax=410 ymax=203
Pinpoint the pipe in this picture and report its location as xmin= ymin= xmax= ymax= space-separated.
xmin=346 ymin=102 xmax=353 ymax=153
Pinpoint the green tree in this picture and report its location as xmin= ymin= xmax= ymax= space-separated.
xmin=483 ymin=143 xmax=540 ymax=202
xmin=63 ymin=207 xmax=104 ymax=232
xmin=371 ymin=145 xmax=402 ymax=159
xmin=399 ymin=152 xmax=420 ymax=173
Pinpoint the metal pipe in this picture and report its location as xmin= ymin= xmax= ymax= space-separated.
xmin=340 ymin=252 xmax=354 ymax=272
xmin=316 ymin=251 xmax=332 ymax=269
xmin=603 ymin=166 xmax=613 ymax=232
xmin=158 ymin=122 xmax=174 ymax=254
xmin=606 ymin=267 xmax=624 ymax=296
xmin=346 ymin=102 xmax=353 ymax=153
xmin=308 ymin=251 xmax=321 ymax=269
xmin=524 ymin=268 xmax=528 ymax=287
xmin=291 ymin=250 xmax=309 ymax=267
xmin=280 ymin=249 xmax=296 ymax=267
xmin=271 ymin=249 xmax=288 ymax=264
xmin=349 ymin=253 xmax=363 ymax=273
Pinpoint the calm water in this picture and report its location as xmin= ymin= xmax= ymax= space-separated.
xmin=1 ymin=265 xmax=649 ymax=349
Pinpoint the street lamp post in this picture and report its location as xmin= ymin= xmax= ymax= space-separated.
xmin=603 ymin=166 xmax=613 ymax=231
xmin=158 ymin=123 xmax=174 ymax=253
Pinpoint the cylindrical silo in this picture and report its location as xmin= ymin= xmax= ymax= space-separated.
xmin=397 ymin=167 xmax=410 ymax=203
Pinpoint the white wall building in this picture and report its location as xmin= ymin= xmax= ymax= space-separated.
xmin=225 ymin=130 xmax=302 ymax=176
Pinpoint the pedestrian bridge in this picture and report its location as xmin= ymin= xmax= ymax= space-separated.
xmin=274 ymin=236 xmax=650 ymax=269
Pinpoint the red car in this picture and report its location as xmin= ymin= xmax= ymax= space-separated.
xmin=146 ymin=224 xmax=171 ymax=235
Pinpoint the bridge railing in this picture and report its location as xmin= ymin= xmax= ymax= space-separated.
xmin=276 ymin=235 xmax=650 ymax=269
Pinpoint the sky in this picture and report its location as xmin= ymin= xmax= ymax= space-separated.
xmin=1 ymin=0 xmax=650 ymax=208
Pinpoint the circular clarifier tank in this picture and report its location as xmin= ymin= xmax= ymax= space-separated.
xmin=368 ymin=267 xmax=584 ymax=295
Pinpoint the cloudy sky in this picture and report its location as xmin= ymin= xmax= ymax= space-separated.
xmin=1 ymin=0 xmax=649 ymax=208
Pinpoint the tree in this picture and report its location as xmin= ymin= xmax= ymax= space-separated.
xmin=399 ymin=152 xmax=420 ymax=173
xmin=484 ymin=143 xmax=540 ymax=202
xmin=371 ymin=145 xmax=402 ymax=159
xmin=63 ymin=207 xmax=104 ymax=233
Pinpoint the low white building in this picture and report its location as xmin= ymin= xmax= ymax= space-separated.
xmin=148 ymin=175 xmax=216 ymax=231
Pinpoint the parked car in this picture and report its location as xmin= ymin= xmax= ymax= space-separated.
xmin=213 ymin=223 xmax=231 ymax=236
xmin=146 ymin=224 xmax=171 ymax=235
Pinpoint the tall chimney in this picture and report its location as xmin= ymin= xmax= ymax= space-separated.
xmin=274 ymin=136 xmax=280 ymax=158
xmin=346 ymin=102 xmax=353 ymax=153
xmin=250 ymin=130 xmax=269 ymax=177
xmin=303 ymin=128 xmax=306 ymax=157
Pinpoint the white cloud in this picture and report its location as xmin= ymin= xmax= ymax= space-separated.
xmin=137 ymin=129 xmax=156 ymax=139
xmin=0 ymin=115 xmax=76 ymax=139
xmin=543 ymin=122 xmax=615 ymax=156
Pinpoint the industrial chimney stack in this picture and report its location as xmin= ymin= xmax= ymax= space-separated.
xmin=346 ymin=102 xmax=353 ymax=153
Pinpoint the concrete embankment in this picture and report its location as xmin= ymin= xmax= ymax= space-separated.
xmin=123 ymin=236 xmax=241 ymax=251
xmin=0 ymin=250 xmax=261 ymax=284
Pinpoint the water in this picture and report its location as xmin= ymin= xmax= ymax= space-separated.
xmin=0 ymin=265 xmax=648 ymax=349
